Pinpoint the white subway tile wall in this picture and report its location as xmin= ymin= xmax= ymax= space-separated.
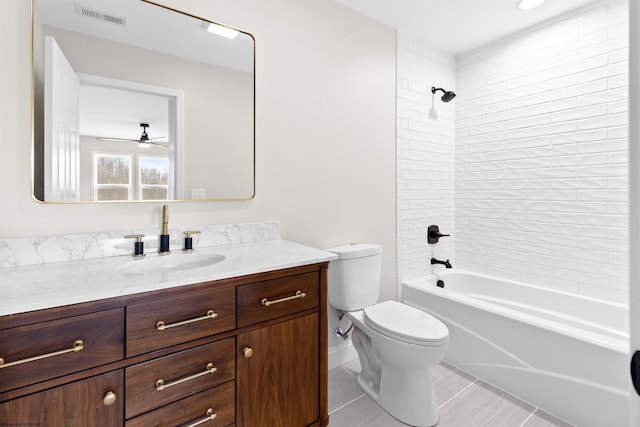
xmin=397 ymin=36 xmax=456 ymax=286
xmin=455 ymin=0 xmax=628 ymax=302
xmin=397 ymin=0 xmax=628 ymax=303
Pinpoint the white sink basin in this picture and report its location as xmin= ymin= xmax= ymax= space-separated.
xmin=117 ymin=252 xmax=225 ymax=274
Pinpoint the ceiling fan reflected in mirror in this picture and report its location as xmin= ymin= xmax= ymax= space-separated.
xmin=96 ymin=123 xmax=168 ymax=148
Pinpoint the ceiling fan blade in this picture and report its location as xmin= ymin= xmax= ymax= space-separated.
xmin=149 ymin=140 xmax=169 ymax=147
xmin=96 ymin=137 xmax=141 ymax=143
xmin=95 ymin=124 xmax=167 ymax=146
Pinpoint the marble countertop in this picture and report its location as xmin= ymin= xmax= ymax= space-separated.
xmin=0 ymin=239 xmax=337 ymax=317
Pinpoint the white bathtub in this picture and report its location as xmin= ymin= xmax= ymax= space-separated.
xmin=402 ymin=269 xmax=630 ymax=427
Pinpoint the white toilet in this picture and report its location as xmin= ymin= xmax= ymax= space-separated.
xmin=326 ymin=243 xmax=449 ymax=427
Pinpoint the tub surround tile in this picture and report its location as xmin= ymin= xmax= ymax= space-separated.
xmin=397 ymin=0 xmax=629 ymax=304
xmin=396 ymin=34 xmax=456 ymax=285
xmin=453 ymin=0 xmax=629 ymax=302
xmin=0 ymin=221 xmax=280 ymax=268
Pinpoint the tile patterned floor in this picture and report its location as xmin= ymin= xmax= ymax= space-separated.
xmin=328 ymin=359 xmax=574 ymax=427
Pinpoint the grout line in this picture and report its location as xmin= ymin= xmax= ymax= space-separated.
xmin=340 ymin=364 xmax=359 ymax=377
xmin=329 ymin=393 xmax=367 ymax=415
xmin=437 ymin=378 xmax=478 ymax=409
xmin=517 ymin=409 xmax=537 ymax=427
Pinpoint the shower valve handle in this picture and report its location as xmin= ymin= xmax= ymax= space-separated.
xmin=428 ymin=225 xmax=450 ymax=244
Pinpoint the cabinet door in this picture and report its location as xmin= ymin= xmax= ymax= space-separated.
xmin=237 ymin=313 xmax=319 ymax=427
xmin=0 ymin=370 xmax=123 ymax=427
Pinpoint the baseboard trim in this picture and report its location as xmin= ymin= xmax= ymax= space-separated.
xmin=328 ymin=340 xmax=358 ymax=370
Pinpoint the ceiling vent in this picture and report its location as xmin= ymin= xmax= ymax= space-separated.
xmin=75 ymin=4 xmax=127 ymax=27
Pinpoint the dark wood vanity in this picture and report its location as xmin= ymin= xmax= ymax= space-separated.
xmin=0 ymin=262 xmax=329 ymax=427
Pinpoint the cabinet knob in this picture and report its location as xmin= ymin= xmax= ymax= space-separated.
xmin=243 ymin=347 xmax=253 ymax=358
xmin=103 ymin=391 xmax=117 ymax=406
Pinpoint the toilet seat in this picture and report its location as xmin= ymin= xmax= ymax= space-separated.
xmin=363 ymin=301 xmax=448 ymax=346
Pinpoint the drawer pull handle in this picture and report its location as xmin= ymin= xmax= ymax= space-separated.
xmin=261 ymin=290 xmax=306 ymax=307
xmin=184 ymin=408 xmax=217 ymax=427
xmin=0 ymin=339 xmax=84 ymax=369
xmin=156 ymin=310 xmax=217 ymax=331
xmin=155 ymin=363 xmax=217 ymax=391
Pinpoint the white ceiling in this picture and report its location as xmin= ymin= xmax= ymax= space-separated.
xmin=35 ymin=0 xmax=254 ymax=72
xmin=79 ymin=85 xmax=170 ymax=141
xmin=35 ymin=0 xmax=254 ymax=141
xmin=334 ymin=0 xmax=601 ymax=55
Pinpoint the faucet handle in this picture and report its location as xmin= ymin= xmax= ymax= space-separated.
xmin=427 ymin=225 xmax=450 ymax=244
xmin=183 ymin=230 xmax=201 ymax=252
xmin=124 ymin=234 xmax=146 ymax=257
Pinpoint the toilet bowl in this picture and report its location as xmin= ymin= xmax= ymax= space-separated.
xmin=326 ymin=244 xmax=449 ymax=427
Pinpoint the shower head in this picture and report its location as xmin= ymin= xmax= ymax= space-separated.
xmin=431 ymin=86 xmax=456 ymax=102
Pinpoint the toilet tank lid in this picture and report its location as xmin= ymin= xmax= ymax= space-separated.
xmin=325 ymin=243 xmax=382 ymax=259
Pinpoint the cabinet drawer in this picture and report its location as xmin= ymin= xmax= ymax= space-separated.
xmin=126 ymin=286 xmax=235 ymax=357
xmin=0 ymin=308 xmax=124 ymax=393
xmin=125 ymin=337 xmax=235 ymax=418
xmin=125 ymin=380 xmax=235 ymax=427
xmin=237 ymin=271 xmax=319 ymax=328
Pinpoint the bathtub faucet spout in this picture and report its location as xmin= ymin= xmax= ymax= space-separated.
xmin=431 ymin=257 xmax=452 ymax=269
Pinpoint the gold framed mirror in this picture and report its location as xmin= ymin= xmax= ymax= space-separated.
xmin=32 ymin=0 xmax=255 ymax=202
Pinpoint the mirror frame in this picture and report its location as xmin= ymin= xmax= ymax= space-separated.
xmin=30 ymin=0 xmax=256 ymax=203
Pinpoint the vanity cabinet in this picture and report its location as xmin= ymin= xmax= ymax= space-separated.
xmin=0 ymin=262 xmax=329 ymax=427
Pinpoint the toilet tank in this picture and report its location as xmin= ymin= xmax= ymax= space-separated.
xmin=325 ymin=243 xmax=382 ymax=311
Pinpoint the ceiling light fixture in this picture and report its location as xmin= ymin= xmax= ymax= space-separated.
xmin=516 ymin=0 xmax=546 ymax=10
xmin=204 ymin=22 xmax=239 ymax=39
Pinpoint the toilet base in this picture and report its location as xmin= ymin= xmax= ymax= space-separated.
xmin=356 ymin=365 xmax=439 ymax=427
xmin=350 ymin=326 xmax=443 ymax=427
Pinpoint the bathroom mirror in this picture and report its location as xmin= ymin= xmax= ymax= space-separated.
xmin=32 ymin=0 xmax=255 ymax=202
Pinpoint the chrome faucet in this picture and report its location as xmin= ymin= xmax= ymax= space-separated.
xmin=431 ymin=257 xmax=452 ymax=269
xmin=159 ymin=204 xmax=170 ymax=254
